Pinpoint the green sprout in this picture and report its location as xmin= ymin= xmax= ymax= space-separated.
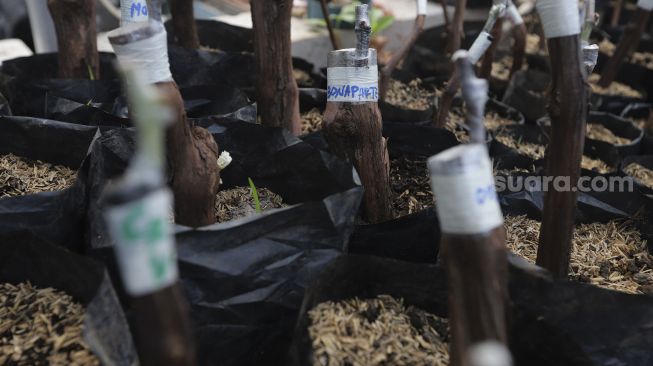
xmin=248 ymin=177 xmax=262 ymax=214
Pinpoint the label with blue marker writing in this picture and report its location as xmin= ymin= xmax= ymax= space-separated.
xmin=427 ymin=144 xmax=504 ymax=235
xmin=327 ymin=66 xmax=379 ymax=102
xmin=121 ymin=0 xmax=149 ymax=25
xmin=105 ymin=188 xmax=178 ymax=296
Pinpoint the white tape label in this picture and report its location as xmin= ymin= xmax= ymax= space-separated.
xmin=417 ymin=0 xmax=427 ymax=16
xmin=468 ymin=31 xmax=493 ymax=64
xmin=537 ymin=0 xmax=580 ymax=39
xmin=327 ymin=66 xmax=379 ymax=102
xmin=111 ymin=29 xmax=173 ymax=85
xmin=121 ymin=0 xmax=149 ymax=25
xmin=105 ymin=188 xmax=178 ymax=296
xmin=506 ymin=3 xmax=524 ymax=25
xmin=428 ymin=144 xmax=504 ymax=235
xmin=639 ymin=0 xmax=653 ymax=11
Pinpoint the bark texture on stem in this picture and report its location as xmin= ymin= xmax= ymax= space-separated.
xmin=433 ymin=74 xmax=459 ymax=128
xmin=319 ymin=0 xmax=341 ymax=50
xmin=132 ymin=284 xmax=197 ymax=366
xmin=599 ymin=8 xmax=652 ymax=87
xmin=610 ymin=0 xmax=625 ymax=27
xmin=441 ymin=229 xmax=509 ymax=366
xmin=510 ymin=23 xmax=527 ymax=78
xmin=169 ymin=0 xmax=200 ymax=49
xmin=380 ymin=15 xmax=426 ymax=100
xmin=47 ymin=0 xmax=99 ymax=79
xmin=157 ymin=81 xmax=221 ymax=227
xmin=536 ymin=35 xmax=587 ymax=277
xmin=250 ymin=0 xmax=301 ymax=135
xmin=479 ymin=18 xmax=503 ymax=80
xmin=440 ymin=0 xmax=451 ymax=31
xmin=323 ymin=102 xmax=394 ymax=223
xmin=447 ymin=0 xmax=467 ymax=54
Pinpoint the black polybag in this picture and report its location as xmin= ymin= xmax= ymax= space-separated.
xmin=0 ymin=116 xmax=98 ymax=252
xmin=173 ymin=185 xmax=362 ymax=366
xmin=84 ymin=120 xmax=361 ymax=249
xmin=587 ymin=111 xmax=643 ymax=156
xmin=288 ymin=253 xmax=653 ymax=366
xmin=0 ymin=236 xmax=137 ymax=365
xmin=165 ymin=19 xmax=253 ymax=52
xmin=502 ymin=70 xmax=550 ymax=123
xmin=82 ymin=121 xmax=363 ymax=365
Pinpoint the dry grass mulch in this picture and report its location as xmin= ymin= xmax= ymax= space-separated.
xmin=624 ymin=163 xmax=653 ymax=190
xmin=0 ymin=154 xmax=76 ymax=198
xmin=308 ymin=295 xmax=449 ymax=366
xmin=385 ymin=79 xmax=434 ymax=111
xmin=505 ymin=215 xmax=653 ymax=294
xmin=215 ymin=186 xmax=286 ymax=223
xmin=0 ymin=282 xmax=99 ymax=365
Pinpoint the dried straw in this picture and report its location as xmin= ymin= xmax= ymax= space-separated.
xmin=308 ymin=295 xmax=450 ymax=366
xmin=588 ymin=74 xmax=643 ymax=99
xmin=385 ymin=79 xmax=434 ymax=111
xmin=301 ymin=108 xmax=324 ymax=135
xmin=215 ymin=186 xmax=286 ymax=222
xmin=491 ymin=56 xmax=513 ymax=81
xmin=505 ymin=215 xmax=653 ymax=294
xmin=0 ymin=154 xmax=76 ymax=198
xmin=495 ymin=135 xmax=545 ymax=160
xmin=624 ymin=163 xmax=653 ymax=190
xmin=0 ymin=282 xmax=99 ymax=365
xmin=495 ymin=135 xmax=613 ymax=173
xmin=586 ymin=123 xmax=631 ymax=145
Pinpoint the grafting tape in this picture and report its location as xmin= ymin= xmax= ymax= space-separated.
xmin=468 ymin=31 xmax=493 ymax=64
xmin=428 ymin=144 xmax=504 ymax=235
xmin=537 ymin=0 xmax=580 ymax=38
xmin=506 ymin=3 xmax=524 ymax=25
xmin=417 ymin=0 xmax=427 ymax=16
xmin=105 ymin=188 xmax=179 ymax=296
xmin=327 ymin=66 xmax=379 ymax=102
xmin=639 ymin=0 xmax=653 ymax=11
xmin=120 ymin=0 xmax=149 ymax=25
xmin=111 ymin=28 xmax=173 ymax=85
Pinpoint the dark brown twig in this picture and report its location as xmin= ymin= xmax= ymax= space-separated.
xmin=599 ymin=7 xmax=652 ymax=87
xmin=250 ymin=0 xmax=301 ymax=135
xmin=319 ymin=0 xmax=341 ymax=50
xmin=380 ymin=13 xmax=426 ymax=100
xmin=323 ymin=5 xmax=394 ymax=223
xmin=47 ymin=0 xmax=99 ymax=79
xmin=169 ymin=0 xmax=200 ymax=49
xmin=536 ymin=36 xmax=587 ymax=277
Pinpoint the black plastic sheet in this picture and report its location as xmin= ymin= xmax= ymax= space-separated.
xmin=173 ymin=186 xmax=361 ymax=366
xmin=0 ymin=237 xmax=137 ymax=366
xmin=84 ymin=121 xmax=361 ymax=250
xmin=288 ymin=253 xmax=653 ymax=366
xmin=0 ymin=117 xmax=97 ymax=252
xmin=165 ymin=19 xmax=253 ymax=53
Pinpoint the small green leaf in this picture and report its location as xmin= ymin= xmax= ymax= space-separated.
xmin=372 ymin=15 xmax=394 ymax=34
xmin=248 ymin=177 xmax=262 ymax=214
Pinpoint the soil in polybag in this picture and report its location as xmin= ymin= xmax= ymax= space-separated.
xmin=289 ymin=254 xmax=653 ymax=366
xmin=504 ymin=214 xmax=653 ymax=294
xmin=379 ymin=68 xmax=435 ymax=123
xmin=84 ymin=120 xmax=360 ymax=249
xmin=0 ymin=116 xmax=98 ymax=252
xmin=0 ymin=236 xmax=137 ymax=365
